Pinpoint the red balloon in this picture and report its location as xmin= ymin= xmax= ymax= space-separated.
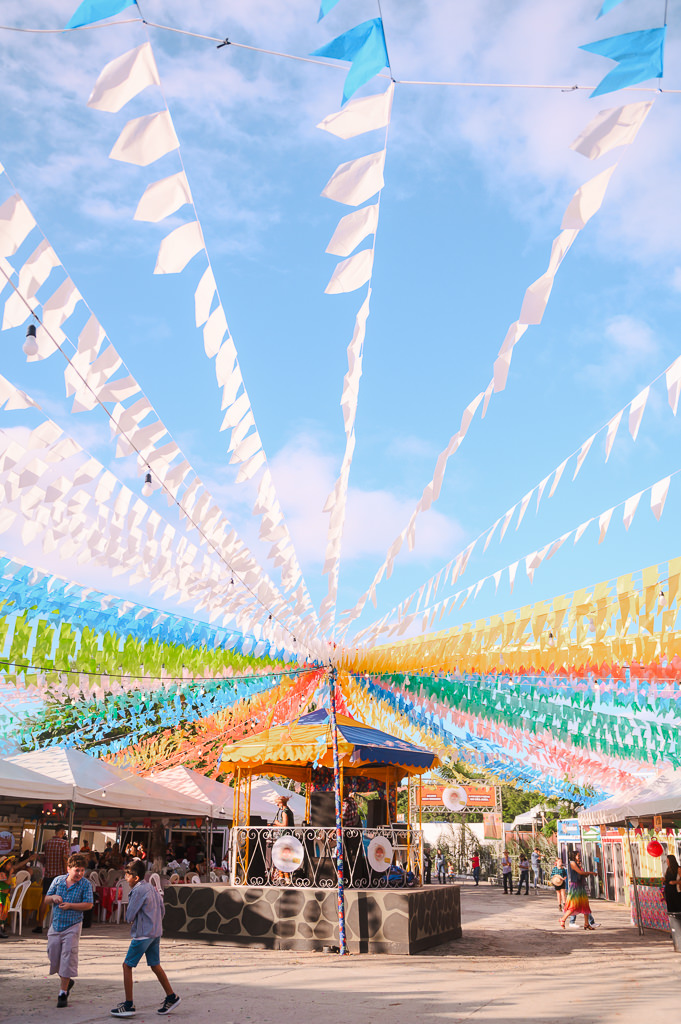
xmin=647 ymin=839 xmax=664 ymax=858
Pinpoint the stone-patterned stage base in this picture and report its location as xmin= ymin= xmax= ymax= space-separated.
xmin=163 ymin=884 xmax=461 ymax=954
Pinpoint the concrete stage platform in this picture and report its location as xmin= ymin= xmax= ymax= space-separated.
xmin=163 ymin=883 xmax=461 ymax=954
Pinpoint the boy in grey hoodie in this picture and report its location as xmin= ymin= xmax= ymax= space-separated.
xmin=110 ymin=859 xmax=180 ymax=1017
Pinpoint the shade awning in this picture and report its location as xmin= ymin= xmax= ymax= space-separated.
xmin=0 ymin=757 xmax=74 ymax=803
xmin=578 ymin=767 xmax=681 ymax=826
xmin=7 ymin=748 xmax=208 ymax=817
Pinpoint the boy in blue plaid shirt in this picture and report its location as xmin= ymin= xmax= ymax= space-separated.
xmin=45 ymin=853 xmax=93 ymax=1008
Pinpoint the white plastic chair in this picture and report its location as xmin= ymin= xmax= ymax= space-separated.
xmin=190 ymin=874 xmax=201 ymax=884
xmin=8 ymin=879 xmax=30 ymax=935
xmin=149 ymin=872 xmax=163 ymax=894
xmin=111 ymin=879 xmax=131 ymax=924
xmin=168 ymin=873 xmax=180 ymax=884
xmin=88 ymin=871 xmax=101 ymax=888
xmin=209 ymin=871 xmax=219 ymax=883
xmin=107 ymin=868 xmax=122 ymax=885
xmin=13 ymin=870 xmax=30 ymax=886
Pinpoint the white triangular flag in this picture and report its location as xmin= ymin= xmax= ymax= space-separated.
xmin=574 ymin=518 xmax=593 ymax=544
xmin=88 ymin=42 xmax=160 ymax=113
xmin=109 ymin=111 xmax=179 ymax=166
xmin=195 ymin=266 xmax=216 ymax=327
xmin=135 ymin=170 xmax=192 ymax=223
xmin=508 ymin=561 xmax=519 ymax=593
xmin=628 ymin=386 xmax=649 ymax=441
xmin=561 ymin=164 xmax=617 ymax=230
xmin=325 ymin=249 xmax=373 ymax=294
xmin=572 ymin=434 xmax=595 ymax=480
xmin=483 ymin=519 xmax=500 ymax=552
xmin=536 ymin=475 xmax=550 ymax=512
xmin=519 ymin=272 xmax=554 ymax=326
xmin=598 ymin=507 xmax=614 ymax=544
xmin=549 ymin=458 xmax=568 ymax=498
xmin=516 ymin=490 xmax=533 ymax=530
xmin=203 ymin=305 xmax=228 ymax=359
xmin=321 ymin=150 xmax=385 ymax=207
xmin=622 ymin=491 xmax=642 ymax=531
xmin=499 ymin=505 xmax=516 ymax=541
xmin=326 ymin=204 xmax=379 ymax=258
xmin=0 ymin=195 xmax=35 ymax=257
xmin=650 ymin=475 xmax=670 ymax=521
xmin=570 ymin=101 xmax=653 ymax=160
xmin=316 ymin=84 xmax=393 ymax=139
xmin=154 ymin=221 xmax=203 ymax=275
xmin=666 ymin=356 xmax=681 ymax=416
xmin=605 ymin=409 xmax=623 ymax=461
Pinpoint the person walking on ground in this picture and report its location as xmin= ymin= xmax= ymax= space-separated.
xmin=531 ymin=847 xmax=543 ymax=887
xmin=0 ymin=863 xmax=12 ymax=938
xmin=516 ymin=853 xmax=530 ymax=894
xmin=435 ymin=851 xmax=446 ymax=885
xmin=550 ymin=857 xmax=567 ymax=911
xmin=560 ymin=850 xmax=598 ymax=930
xmin=44 ymin=853 xmax=93 ymax=1008
xmin=423 ymin=849 xmax=432 ymax=885
xmin=33 ymin=825 xmax=70 ymax=934
xmin=110 ymin=859 xmax=180 ymax=1017
xmin=663 ymin=854 xmax=681 ymax=913
xmin=501 ymin=850 xmax=513 ymax=894
xmin=471 ymin=851 xmax=481 ymax=886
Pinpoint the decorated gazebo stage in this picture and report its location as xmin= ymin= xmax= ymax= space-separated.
xmin=162 ymin=709 xmax=463 ymax=953
xmin=220 ymin=709 xmax=437 ymax=888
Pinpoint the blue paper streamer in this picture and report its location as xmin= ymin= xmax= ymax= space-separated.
xmin=581 ymin=27 xmax=666 ymax=98
xmin=66 ymin=0 xmax=136 ymax=29
xmin=311 ymin=18 xmax=388 ymax=105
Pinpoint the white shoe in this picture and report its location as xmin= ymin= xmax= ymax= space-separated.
xmin=568 ymin=922 xmax=580 ymax=929
xmin=590 ymin=922 xmax=602 ymax=929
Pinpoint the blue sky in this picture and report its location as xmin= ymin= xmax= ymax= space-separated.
xmin=1 ymin=0 xmax=681 ymax=648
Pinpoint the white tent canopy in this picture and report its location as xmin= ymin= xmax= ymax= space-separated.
xmin=7 ymin=747 xmax=207 ymax=817
xmin=579 ymin=767 xmax=681 ymax=827
xmin=249 ymin=777 xmax=305 ymax=821
xmin=0 ymin=756 xmax=73 ymax=803
xmin=149 ymin=766 xmax=306 ymax=821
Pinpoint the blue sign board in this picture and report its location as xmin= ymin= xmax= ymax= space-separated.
xmin=556 ymin=818 xmax=581 ymax=841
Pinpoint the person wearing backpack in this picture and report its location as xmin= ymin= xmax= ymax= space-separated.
xmin=110 ymin=859 xmax=180 ymax=1017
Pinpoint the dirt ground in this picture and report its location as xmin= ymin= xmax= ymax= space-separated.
xmin=2 ymin=883 xmax=680 ymax=1024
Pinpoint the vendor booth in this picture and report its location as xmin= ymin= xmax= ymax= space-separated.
xmin=579 ymin=768 xmax=681 ymax=934
xmin=162 ymin=709 xmax=463 ymax=953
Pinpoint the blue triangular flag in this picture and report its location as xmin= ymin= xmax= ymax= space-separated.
xmin=581 ymin=27 xmax=666 ymax=98
xmin=597 ymin=0 xmax=627 ymax=17
xmin=318 ymin=0 xmax=342 ymax=21
xmin=67 ymin=0 xmax=136 ymax=29
xmin=311 ymin=18 xmax=388 ymax=105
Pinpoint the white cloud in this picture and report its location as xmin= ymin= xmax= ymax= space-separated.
xmin=268 ymin=432 xmax=465 ymax=566
xmin=579 ymin=314 xmax=659 ymax=389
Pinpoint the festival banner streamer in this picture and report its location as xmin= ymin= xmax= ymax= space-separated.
xmin=341 ymin=669 xmax=664 ymax=796
xmin=0 ymin=174 xmax=319 ymax=655
xmin=0 ymin=369 xmax=312 ymax=655
xmin=363 ymin=342 xmax=679 ymax=642
xmin=341 ymin=554 xmax=681 ymax=687
xmin=318 ymin=84 xmax=394 ymax=633
xmin=581 ymin=28 xmax=666 ymax=98
xmin=83 ymin=40 xmax=318 ymax=621
xmin=335 ymin=118 xmax=634 ymax=637
xmin=311 ymin=19 xmax=389 ymax=106
xmin=66 ymin=0 xmax=138 ymax=29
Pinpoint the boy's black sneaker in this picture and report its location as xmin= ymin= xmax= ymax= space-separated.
xmin=57 ymin=994 xmax=68 ymax=1008
xmin=157 ymin=994 xmax=181 ymax=1015
xmin=111 ymin=1002 xmax=136 ymax=1017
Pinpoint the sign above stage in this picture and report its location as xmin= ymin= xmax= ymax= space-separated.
xmin=416 ymin=784 xmax=497 ymax=809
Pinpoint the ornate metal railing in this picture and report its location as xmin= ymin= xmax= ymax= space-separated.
xmin=230 ymin=825 xmax=422 ymax=888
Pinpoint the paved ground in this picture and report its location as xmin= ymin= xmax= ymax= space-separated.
xmin=2 ymin=884 xmax=680 ymax=1023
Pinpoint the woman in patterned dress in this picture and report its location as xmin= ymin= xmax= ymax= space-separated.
xmin=560 ymin=850 xmax=597 ymax=930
